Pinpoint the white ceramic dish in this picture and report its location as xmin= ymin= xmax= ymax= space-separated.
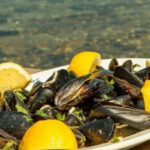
xmin=26 ymin=58 xmax=150 ymax=150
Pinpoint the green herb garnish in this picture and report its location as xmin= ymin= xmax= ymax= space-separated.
xmin=104 ymin=76 xmax=115 ymax=85
xmin=112 ymin=136 xmax=120 ymax=143
xmin=35 ymin=110 xmax=50 ymax=118
xmin=15 ymin=104 xmax=28 ymax=115
xmin=56 ymin=112 xmax=66 ymax=121
xmin=2 ymin=140 xmax=15 ymax=150
xmin=15 ymin=90 xmax=26 ymax=101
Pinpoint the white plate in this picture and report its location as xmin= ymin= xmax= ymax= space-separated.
xmin=26 ymin=58 xmax=150 ymax=150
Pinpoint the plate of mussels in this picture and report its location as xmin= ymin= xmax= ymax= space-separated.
xmin=26 ymin=58 xmax=150 ymax=150
xmin=1 ymin=58 xmax=150 ymax=150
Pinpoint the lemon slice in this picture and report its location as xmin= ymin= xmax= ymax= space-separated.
xmin=0 ymin=62 xmax=31 ymax=104
xmin=19 ymin=120 xmax=78 ymax=150
xmin=68 ymin=51 xmax=101 ymax=76
xmin=141 ymin=80 xmax=150 ymax=112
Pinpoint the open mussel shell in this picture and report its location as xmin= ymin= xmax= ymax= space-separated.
xmin=113 ymin=77 xmax=141 ymax=98
xmin=79 ymin=118 xmax=115 ymax=146
xmin=0 ymin=111 xmax=32 ymax=138
xmin=30 ymin=81 xmax=43 ymax=96
xmin=55 ymin=73 xmax=114 ymax=110
xmin=54 ymin=74 xmax=90 ymax=110
xmin=42 ymin=69 xmax=71 ymax=92
xmin=114 ymin=66 xmax=144 ymax=88
xmin=93 ymin=105 xmax=150 ymax=130
xmin=109 ymin=58 xmax=119 ymax=71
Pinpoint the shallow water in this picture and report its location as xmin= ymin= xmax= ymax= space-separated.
xmin=0 ymin=0 xmax=150 ymax=69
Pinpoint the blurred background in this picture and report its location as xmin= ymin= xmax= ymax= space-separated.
xmin=0 ymin=0 xmax=150 ymax=69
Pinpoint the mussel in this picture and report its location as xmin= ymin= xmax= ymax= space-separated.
xmin=0 ymin=111 xmax=32 ymax=138
xmin=107 ymin=95 xmax=133 ymax=106
xmin=122 ymin=60 xmax=133 ymax=72
xmin=113 ymin=77 xmax=141 ymax=98
xmin=79 ymin=118 xmax=115 ymax=145
xmin=28 ymin=87 xmax=55 ymax=113
xmin=109 ymin=58 xmax=119 ymax=71
xmin=72 ymin=129 xmax=86 ymax=148
xmin=92 ymin=105 xmax=150 ymax=130
xmin=42 ymin=69 xmax=71 ymax=92
xmin=114 ymin=66 xmax=144 ymax=88
xmin=55 ymin=74 xmax=114 ymax=110
xmin=135 ymin=67 xmax=150 ymax=82
xmin=4 ymin=90 xmax=31 ymax=117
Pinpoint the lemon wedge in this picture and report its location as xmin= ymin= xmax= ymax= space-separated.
xmin=146 ymin=60 xmax=150 ymax=67
xmin=141 ymin=80 xmax=150 ymax=112
xmin=68 ymin=51 xmax=101 ymax=76
xmin=19 ymin=120 xmax=78 ymax=150
xmin=0 ymin=62 xmax=31 ymax=105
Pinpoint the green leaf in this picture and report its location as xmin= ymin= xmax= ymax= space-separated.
xmin=109 ymin=79 xmax=115 ymax=85
xmin=104 ymin=76 xmax=115 ymax=85
xmin=56 ymin=112 xmax=66 ymax=121
xmin=2 ymin=140 xmax=15 ymax=150
xmin=15 ymin=90 xmax=26 ymax=101
xmin=74 ymin=109 xmax=83 ymax=117
xmin=23 ymin=115 xmax=32 ymax=122
xmin=80 ymin=136 xmax=86 ymax=144
xmin=35 ymin=110 xmax=50 ymax=118
xmin=103 ymin=94 xmax=111 ymax=100
xmin=133 ymin=64 xmax=141 ymax=69
xmin=15 ymin=104 xmax=28 ymax=115
xmin=112 ymin=136 xmax=120 ymax=143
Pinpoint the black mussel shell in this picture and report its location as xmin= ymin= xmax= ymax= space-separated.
xmin=122 ymin=60 xmax=133 ymax=72
xmin=109 ymin=58 xmax=119 ymax=71
xmin=30 ymin=81 xmax=42 ymax=96
xmin=65 ymin=113 xmax=83 ymax=126
xmin=28 ymin=87 xmax=55 ymax=113
xmin=108 ymin=95 xmax=133 ymax=106
xmin=4 ymin=90 xmax=16 ymax=111
xmin=135 ymin=67 xmax=150 ymax=82
xmin=54 ymin=74 xmax=90 ymax=110
xmin=55 ymin=74 xmax=114 ymax=110
xmin=114 ymin=66 xmax=143 ymax=88
xmin=113 ymin=77 xmax=141 ymax=98
xmin=93 ymin=105 xmax=150 ymax=130
xmin=0 ymin=111 xmax=32 ymax=138
xmin=43 ymin=69 xmax=70 ymax=92
xmin=79 ymin=118 xmax=115 ymax=145
xmin=134 ymin=99 xmax=144 ymax=110
xmin=72 ymin=129 xmax=86 ymax=148
xmin=4 ymin=90 xmax=31 ymax=117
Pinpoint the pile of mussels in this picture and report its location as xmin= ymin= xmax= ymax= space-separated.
xmin=1 ymin=58 xmax=150 ymax=149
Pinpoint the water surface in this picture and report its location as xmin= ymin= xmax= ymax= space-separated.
xmin=0 ymin=0 xmax=150 ymax=69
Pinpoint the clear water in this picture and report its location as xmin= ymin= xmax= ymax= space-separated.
xmin=0 ymin=0 xmax=150 ymax=69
